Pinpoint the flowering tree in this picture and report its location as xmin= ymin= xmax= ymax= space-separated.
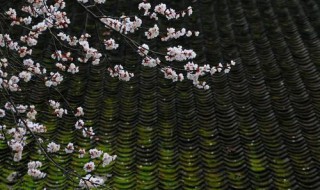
xmin=0 ymin=0 xmax=235 ymax=188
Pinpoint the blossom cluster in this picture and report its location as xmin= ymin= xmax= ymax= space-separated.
xmin=1 ymin=75 xmax=21 ymax=92
xmin=165 ymin=46 xmax=197 ymax=62
xmin=145 ymin=24 xmax=160 ymax=39
xmin=138 ymin=44 xmax=150 ymax=56
xmin=45 ymin=72 xmax=64 ymax=87
xmin=78 ymin=34 xmax=103 ymax=65
xmin=79 ymin=174 xmax=105 ymax=188
xmin=139 ymin=2 xmax=193 ymax=20
xmin=104 ymin=38 xmax=119 ymax=50
xmin=78 ymin=0 xmax=106 ymax=4
xmin=47 ymin=142 xmax=60 ymax=153
xmin=2 ymin=102 xmax=46 ymax=162
xmin=65 ymin=142 xmax=74 ymax=153
xmin=4 ymin=0 xmax=70 ymax=54
xmin=108 ymin=65 xmax=134 ymax=81
xmin=49 ymin=100 xmax=68 ymax=118
xmin=56 ymin=33 xmax=104 ymax=65
xmin=161 ymin=27 xmax=199 ymax=41
xmin=100 ymin=16 xmax=142 ymax=34
xmin=7 ymin=129 xmax=25 ymax=162
xmin=161 ymin=67 xmax=184 ymax=82
xmin=83 ymin=150 xmax=117 ymax=172
xmin=57 ymin=32 xmax=78 ymax=46
xmin=27 ymin=161 xmax=46 ymax=179
xmin=142 ymin=57 xmax=161 ymax=67
xmin=18 ymin=119 xmax=46 ymax=133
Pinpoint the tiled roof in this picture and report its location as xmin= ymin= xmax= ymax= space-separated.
xmin=1 ymin=0 xmax=320 ymax=189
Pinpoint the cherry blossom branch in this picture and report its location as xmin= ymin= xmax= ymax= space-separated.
xmin=0 ymin=83 xmax=108 ymax=189
xmin=0 ymin=0 xmax=237 ymax=189
xmin=1 ymin=84 xmax=77 ymax=181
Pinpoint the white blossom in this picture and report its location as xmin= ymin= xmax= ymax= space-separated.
xmin=5 ymin=102 xmax=15 ymax=112
xmin=79 ymin=174 xmax=104 ymax=188
xmin=142 ymin=57 xmax=160 ymax=67
xmin=82 ymin=127 xmax=95 ymax=138
xmin=56 ymin=62 xmax=66 ymax=71
xmin=19 ymin=71 xmax=32 ymax=82
xmin=26 ymin=105 xmax=37 ymax=120
xmin=0 ymin=58 xmax=8 ymax=67
xmin=187 ymin=6 xmax=193 ymax=16
xmin=154 ymin=3 xmax=167 ymax=15
xmin=45 ymin=72 xmax=63 ymax=87
xmin=47 ymin=142 xmax=60 ymax=153
xmin=27 ymin=161 xmax=46 ymax=179
xmin=138 ymin=44 xmax=149 ymax=56
xmin=49 ymin=100 xmax=60 ymax=109
xmin=108 ymin=65 xmax=134 ymax=81
xmin=186 ymin=30 xmax=192 ymax=37
xmin=89 ymin=148 xmax=103 ymax=159
xmin=20 ymin=119 xmax=47 ymax=133
xmin=83 ymin=161 xmax=95 ymax=173
xmin=79 ymin=148 xmax=86 ymax=158
xmin=75 ymin=119 xmax=85 ymax=129
xmin=23 ymin=16 xmax=32 ymax=25
xmin=150 ymin=13 xmax=158 ymax=20
xmin=102 ymin=153 xmax=117 ymax=167
xmin=9 ymin=141 xmax=24 ymax=162
xmin=165 ymin=46 xmax=196 ymax=62
xmin=18 ymin=46 xmax=32 ymax=57
xmin=11 ymin=141 xmax=24 ymax=152
xmin=138 ymin=2 xmax=151 ymax=15
xmin=104 ymin=38 xmax=119 ymax=50
xmin=67 ymin=63 xmax=79 ymax=74
xmin=145 ymin=24 xmax=159 ymax=39
xmin=75 ymin=107 xmax=84 ymax=117
xmin=55 ymin=108 xmax=67 ymax=118
xmin=65 ymin=143 xmax=74 ymax=153
xmin=100 ymin=16 xmax=142 ymax=34
xmin=28 ymin=161 xmax=42 ymax=169
xmin=27 ymin=169 xmax=46 ymax=179
xmin=164 ymin=8 xmax=177 ymax=20
xmin=162 ymin=67 xmax=178 ymax=82
xmin=161 ymin=27 xmax=187 ymax=41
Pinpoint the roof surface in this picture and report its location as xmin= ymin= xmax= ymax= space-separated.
xmin=1 ymin=0 xmax=320 ymax=189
